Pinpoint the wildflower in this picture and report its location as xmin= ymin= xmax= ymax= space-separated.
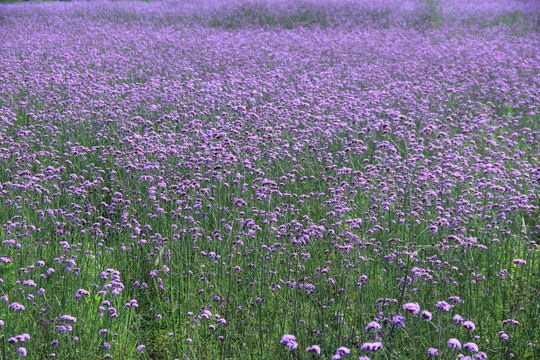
xmin=448 ymin=338 xmax=462 ymax=349
xmin=392 ymin=314 xmax=406 ymax=327
xmin=463 ymin=343 xmax=479 ymax=352
xmin=306 ymin=345 xmax=321 ymax=354
xmin=17 ymin=347 xmax=27 ymax=357
xmin=475 ymin=352 xmax=488 ymax=359
xmin=75 ymin=289 xmax=89 ymax=300
xmin=462 ymin=320 xmax=476 ymax=331
xmin=502 ymin=319 xmax=520 ymax=326
xmin=453 ymin=314 xmax=464 ymax=324
xmin=449 ymin=296 xmax=464 ymax=305
xmin=436 ymin=301 xmax=453 ymax=312
xmin=56 ymin=325 xmax=73 ymax=332
xmin=8 ymin=302 xmax=25 ymax=311
xmin=186 ymin=338 xmax=192 ymax=343
xmin=136 ymin=345 xmax=146 ymax=351
xmin=60 ymin=315 xmax=77 ymax=322
xmin=361 ymin=342 xmax=382 ymax=351
xmin=403 ymin=303 xmax=420 ymax=315
xmin=365 ymin=321 xmax=381 ymax=331
xmin=336 ymin=347 xmax=350 ymax=356
xmin=358 ymin=357 xmax=371 ymax=360
xmin=421 ymin=310 xmax=432 ymax=321
xmin=280 ymin=335 xmax=298 ymax=350
xmin=428 ymin=347 xmax=439 ymax=356
xmin=512 ymin=259 xmax=526 ymax=266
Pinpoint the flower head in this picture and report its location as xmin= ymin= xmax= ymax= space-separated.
xmin=403 ymin=303 xmax=420 ymax=315
xmin=280 ymin=334 xmax=298 ymax=350
xmin=306 ymin=345 xmax=321 ymax=354
xmin=60 ymin=315 xmax=77 ymax=323
xmin=448 ymin=338 xmax=462 ymax=350
xmin=365 ymin=321 xmax=381 ymax=331
xmin=421 ymin=310 xmax=433 ymax=321
xmin=17 ymin=347 xmax=27 ymax=357
xmin=436 ymin=301 xmax=453 ymax=312
xmin=463 ymin=342 xmax=479 ymax=352
xmin=360 ymin=342 xmax=382 ymax=351
xmin=336 ymin=346 xmax=350 ymax=356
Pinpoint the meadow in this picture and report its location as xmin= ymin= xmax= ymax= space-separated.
xmin=0 ymin=0 xmax=539 ymax=359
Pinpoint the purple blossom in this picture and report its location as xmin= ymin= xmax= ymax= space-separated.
xmin=360 ymin=342 xmax=382 ymax=351
xmin=421 ymin=310 xmax=433 ymax=321
xmin=280 ymin=335 xmax=298 ymax=350
xmin=59 ymin=315 xmax=77 ymax=323
xmin=463 ymin=320 xmax=476 ymax=331
xmin=365 ymin=321 xmax=381 ymax=331
xmin=448 ymin=338 xmax=462 ymax=350
xmin=436 ymin=301 xmax=454 ymax=312
xmin=402 ymin=303 xmax=420 ymax=315
xmin=306 ymin=345 xmax=321 ymax=354
xmin=17 ymin=347 xmax=27 ymax=357
xmin=8 ymin=302 xmax=25 ymax=311
xmin=335 ymin=347 xmax=350 ymax=356
xmin=463 ymin=342 xmax=479 ymax=352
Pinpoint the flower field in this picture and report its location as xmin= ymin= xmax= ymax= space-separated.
xmin=0 ymin=0 xmax=539 ymax=359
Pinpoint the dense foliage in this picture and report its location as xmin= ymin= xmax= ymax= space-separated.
xmin=0 ymin=0 xmax=538 ymax=359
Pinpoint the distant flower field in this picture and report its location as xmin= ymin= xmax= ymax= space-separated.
xmin=0 ymin=0 xmax=539 ymax=359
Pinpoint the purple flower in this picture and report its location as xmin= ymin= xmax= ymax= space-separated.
xmin=475 ymin=352 xmax=488 ymax=359
xmin=453 ymin=314 xmax=464 ymax=324
xmin=421 ymin=310 xmax=432 ymax=321
xmin=462 ymin=320 xmax=476 ymax=331
xmin=280 ymin=335 xmax=298 ymax=350
xmin=358 ymin=357 xmax=371 ymax=360
xmin=136 ymin=345 xmax=146 ymax=351
xmin=402 ymin=302 xmax=420 ymax=315
xmin=306 ymin=345 xmax=321 ymax=354
xmin=428 ymin=347 xmax=439 ymax=356
xmin=392 ymin=314 xmax=406 ymax=327
xmin=17 ymin=347 xmax=27 ymax=357
xmin=436 ymin=301 xmax=453 ymax=312
xmin=60 ymin=315 xmax=77 ymax=323
xmin=365 ymin=321 xmax=381 ymax=331
xmin=463 ymin=343 xmax=479 ymax=352
xmin=336 ymin=347 xmax=350 ymax=356
xmin=448 ymin=338 xmax=462 ymax=350
xmin=56 ymin=325 xmax=73 ymax=333
xmin=8 ymin=302 xmax=25 ymax=311
xmin=75 ymin=289 xmax=89 ymax=300
xmin=360 ymin=342 xmax=382 ymax=351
